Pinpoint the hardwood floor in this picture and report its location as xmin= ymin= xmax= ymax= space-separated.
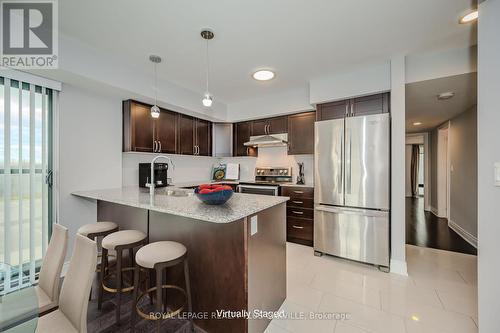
xmin=405 ymin=197 xmax=477 ymax=255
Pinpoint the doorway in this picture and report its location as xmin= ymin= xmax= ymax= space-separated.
xmin=436 ymin=123 xmax=450 ymax=218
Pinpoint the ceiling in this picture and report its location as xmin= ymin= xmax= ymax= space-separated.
xmin=405 ymin=72 xmax=477 ymax=133
xmin=60 ymin=0 xmax=477 ymax=104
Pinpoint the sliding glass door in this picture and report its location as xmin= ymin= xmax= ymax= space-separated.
xmin=0 ymin=76 xmax=53 ymax=294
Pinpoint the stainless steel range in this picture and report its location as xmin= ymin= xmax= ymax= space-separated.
xmin=237 ymin=167 xmax=292 ymax=196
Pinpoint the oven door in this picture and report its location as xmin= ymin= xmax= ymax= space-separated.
xmin=237 ymin=184 xmax=279 ymax=196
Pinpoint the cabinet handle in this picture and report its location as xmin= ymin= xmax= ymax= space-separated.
xmin=292 ymin=201 xmax=304 ymax=204
xmin=197 ymin=145 xmax=200 ymax=155
xmin=345 ymin=104 xmax=349 ymax=117
xmin=153 ymin=140 xmax=157 ymax=152
xmin=292 ymin=225 xmax=304 ymax=229
xmin=293 ymin=190 xmax=304 ymax=194
xmin=193 ymin=145 xmax=196 ymax=155
xmin=246 ymin=147 xmax=250 ymax=156
xmin=158 ymin=141 xmax=162 ymax=152
xmin=292 ymin=211 xmax=304 ymax=215
xmin=350 ymin=103 xmax=354 ymax=117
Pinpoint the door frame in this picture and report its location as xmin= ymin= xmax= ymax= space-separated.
xmin=436 ymin=122 xmax=451 ymax=218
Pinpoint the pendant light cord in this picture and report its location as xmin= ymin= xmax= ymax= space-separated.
xmin=205 ymin=37 xmax=210 ymax=94
xmin=154 ymin=61 xmax=158 ymax=105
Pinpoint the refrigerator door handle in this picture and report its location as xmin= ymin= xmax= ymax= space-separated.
xmin=345 ymin=128 xmax=352 ymax=194
xmin=315 ymin=205 xmax=388 ymax=217
xmin=339 ymin=126 xmax=344 ymax=194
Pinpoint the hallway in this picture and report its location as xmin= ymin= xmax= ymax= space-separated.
xmin=405 ymin=197 xmax=477 ymax=255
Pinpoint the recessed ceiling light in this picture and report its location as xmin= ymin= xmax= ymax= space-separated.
xmin=459 ymin=10 xmax=478 ymax=24
xmin=413 ymin=122 xmax=422 ymax=126
xmin=437 ymin=92 xmax=455 ymax=100
xmin=253 ymin=70 xmax=275 ymax=81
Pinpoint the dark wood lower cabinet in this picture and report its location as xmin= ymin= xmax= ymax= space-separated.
xmin=282 ymin=186 xmax=314 ymax=246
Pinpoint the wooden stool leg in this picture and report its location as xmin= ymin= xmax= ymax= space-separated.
xmin=155 ymin=267 xmax=162 ymax=332
xmin=97 ymin=248 xmax=108 ymax=310
xmin=115 ymin=248 xmax=123 ymax=325
xmin=184 ymin=259 xmax=194 ymax=332
xmin=131 ymin=263 xmax=140 ymax=332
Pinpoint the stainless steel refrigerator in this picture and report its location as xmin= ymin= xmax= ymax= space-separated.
xmin=314 ymin=113 xmax=390 ymax=268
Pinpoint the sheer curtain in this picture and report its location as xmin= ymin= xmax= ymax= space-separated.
xmin=410 ymin=144 xmax=420 ymax=197
xmin=0 ymin=76 xmax=54 ymax=294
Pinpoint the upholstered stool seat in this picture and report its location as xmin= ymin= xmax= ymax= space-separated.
xmin=131 ymin=241 xmax=193 ymax=332
xmin=135 ymin=241 xmax=187 ymax=269
xmin=77 ymin=221 xmax=118 ymax=237
xmin=102 ymin=230 xmax=146 ymax=250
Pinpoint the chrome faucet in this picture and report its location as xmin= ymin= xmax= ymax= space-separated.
xmin=149 ymin=155 xmax=175 ymax=200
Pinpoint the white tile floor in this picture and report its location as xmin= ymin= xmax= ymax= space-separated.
xmin=265 ymin=243 xmax=478 ymax=333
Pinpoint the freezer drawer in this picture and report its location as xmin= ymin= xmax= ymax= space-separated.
xmin=314 ymin=205 xmax=389 ymax=267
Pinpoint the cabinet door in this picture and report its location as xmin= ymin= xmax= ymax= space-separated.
xmin=233 ymin=122 xmax=257 ymax=156
xmin=351 ymin=93 xmax=389 ymax=116
xmin=125 ymin=100 xmax=155 ymax=152
xmin=316 ymin=100 xmax=349 ymax=121
xmin=287 ymin=112 xmax=315 ymax=155
xmin=155 ymin=109 xmax=178 ymax=154
xmin=267 ymin=116 xmax=288 ymax=134
xmin=196 ymin=119 xmax=212 ymax=156
xmin=251 ymin=119 xmax=267 ymax=136
xmin=178 ymin=114 xmax=195 ymax=155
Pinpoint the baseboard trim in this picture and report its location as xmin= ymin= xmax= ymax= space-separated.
xmin=430 ymin=206 xmax=447 ymax=218
xmin=448 ymin=220 xmax=478 ymax=248
xmin=390 ymin=259 xmax=408 ymax=276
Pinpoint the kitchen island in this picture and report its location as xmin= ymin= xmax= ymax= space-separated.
xmin=73 ymin=187 xmax=288 ymax=333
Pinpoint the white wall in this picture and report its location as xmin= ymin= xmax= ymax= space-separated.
xmin=227 ymin=86 xmax=313 ymax=122
xmin=478 ymin=0 xmax=500 ymax=331
xmin=309 ymin=62 xmax=391 ymax=104
xmin=390 ymin=55 xmax=407 ymax=275
xmin=405 ymin=46 xmax=477 ymax=84
xmin=58 ymin=83 xmax=123 ymax=259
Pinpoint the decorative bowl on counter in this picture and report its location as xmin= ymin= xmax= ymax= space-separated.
xmin=194 ymin=184 xmax=233 ymax=205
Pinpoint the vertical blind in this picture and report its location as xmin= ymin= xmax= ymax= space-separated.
xmin=0 ymin=76 xmax=52 ymax=294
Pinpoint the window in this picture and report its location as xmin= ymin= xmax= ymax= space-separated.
xmin=0 ymin=76 xmax=53 ymax=294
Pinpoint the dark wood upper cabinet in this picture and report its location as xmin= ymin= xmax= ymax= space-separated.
xmin=251 ymin=116 xmax=288 ymax=136
xmin=155 ymin=109 xmax=178 ymax=154
xmin=233 ymin=121 xmax=257 ymax=157
xmin=195 ymin=118 xmax=212 ymax=156
xmin=316 ymin=100 xmax=349 ymax=121
xmin=351 ymin=93 xmax=389 ymax=116
xmin=267 ymin=116 xmax=288 ymax=134
xmin=251 ymin=119 xmax=267 ymax=136
xmin=316 ymin=92 xmax=390 ymax=121
xmin=287 ymin=112 xmax=315 ymax=155
xmin=123 ymin=100 xmax=155 ymax=152
xmin=177 ymin=114 xmax=195 ymax=155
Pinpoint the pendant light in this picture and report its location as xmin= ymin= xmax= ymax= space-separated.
xmin=201 ymin=29 xmax=214 ymax=107
xmin=149 ymin=55 xmax=161 ymax=118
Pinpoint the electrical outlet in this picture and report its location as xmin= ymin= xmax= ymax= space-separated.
xmin=250 ymin=216 xmax=258 ymax=235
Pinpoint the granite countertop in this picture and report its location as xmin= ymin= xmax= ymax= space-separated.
xmin=72 ymin=186 xmax=289 ymax=224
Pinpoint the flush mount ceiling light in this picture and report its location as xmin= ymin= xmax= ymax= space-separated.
xmin=201 ymin=29 xmax=214 ymax=108
xmin=437 ymin=91 xmax=455 ymax=100
xmin=149 ymin=55 xmax=161 ymax=118
xmin=253 ymin=70 xmax=275 ymax=81
xmin=459 ymin=10 xmax=478 ymax=24
xmin=413 ymin=122 xmax=422 ymax=126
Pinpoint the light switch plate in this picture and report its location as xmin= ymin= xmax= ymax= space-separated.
xmin=250 ymin=216 xmax=258 ymax=236
xmin=495 ymin=163 xmax=500 ymax=187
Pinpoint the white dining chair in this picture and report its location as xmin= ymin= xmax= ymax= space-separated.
xmin=35 ymin=223 xmax=68 ymax=315
xmin=35 ymin=234 xmax=97 ymax=333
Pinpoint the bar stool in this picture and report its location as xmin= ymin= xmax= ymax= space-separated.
xmin=77 ymin=222 xmax=119 ymax=300
xmin=98 ymin=230 xmax=148 ymax=325
xmin=131 ymin=241 xmax=193 ymax=332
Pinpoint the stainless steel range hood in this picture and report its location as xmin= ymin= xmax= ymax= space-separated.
xmin=244 ymin=133 xmax=288 ymax=148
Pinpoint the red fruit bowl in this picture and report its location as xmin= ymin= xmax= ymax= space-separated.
xmin=194 ymin=185 xmax=234 ymax=205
